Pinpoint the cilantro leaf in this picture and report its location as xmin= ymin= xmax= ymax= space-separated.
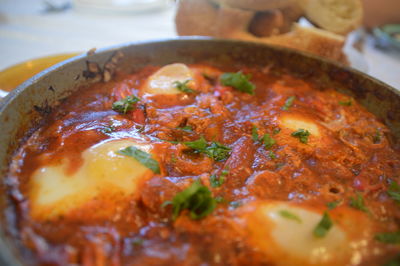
xmin=291 ymin=129 xmax=310 ymax=144
xmin=252 ymin=125 xmax=259 ymax=142
xmin=375 ymin=231 xmax=400 ymax=244
xmin=388 ymin=181 xmax=400 ymax=203
xmin=112 ymin=95 xmax=140 ymax=114
xmin=210 ymin=169 xmax=229 ymax=188
xmin=339 ymin=100 xmax=352 ymax=106
xmin=279 ymin=210 xmax=302 ymax=223
xmin=177 ymin=125 xmax=193 ymax=132
xmin=326 ymin=200 xmax=341 ymax=210
xmin=220 ymin=72 xmax=255 ymax=95
xmin=117 ymin=146 xmax=160 ymax=174
xmin=273 ymin=128 xmax=281 ymax=135
xmin=163 ymin=180 xmax=216 ymax=220
xmin=349 ymin=192 xmax=369 ymax=213
xmin=282 ymin=96 xmax=296 ymax=110
xmin=373 ymin=129 xmax=382 ymax=144
xmin=184 ymin=137 xmax=231 ymax=162
xmin=173 ymin=80 xmax=195 ymax=93
xmin=313 ymin=211 xmax=333 ymax=238
xmin=262 ymin=133 xmax=276 ymax=149
xmin=269 ymin=150 xmax=276 ymax=159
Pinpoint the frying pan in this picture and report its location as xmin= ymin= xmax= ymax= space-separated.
xmin=0 ymin=37 xmax=399 ymax=265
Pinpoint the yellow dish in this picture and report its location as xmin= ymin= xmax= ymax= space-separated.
xmin=0 ymin=53 xmax=79 ymax=92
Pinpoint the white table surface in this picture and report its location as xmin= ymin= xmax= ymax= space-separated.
xmin=0 ymin=0 xmax=399 ymax=90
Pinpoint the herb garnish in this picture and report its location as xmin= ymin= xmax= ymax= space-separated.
xmin=339 ymin=100 xmax=352 ymax=106
xmin=163 ymin=180 xmax=216 ymax=220
xmin=313 ymin=211 xmax=333 ymax=238
xmin=349 ymin=192 xmax=369 ymax=213
xmin=273 ymin=128 xmax=281 ymax=135
xmin=384 ymin=254 xmax=400 ymax=266
xmin=220 ymin=72 xmax=255 ymax=95
xmin=291 ymin=129 xmax=310 ymax=144
xmin=177 ymin=125 xmax=193 ymax=132
xmin=269 ymin=151 xmax=276 ymax=159
xmin=279 ymin=210 xmax=302 ymax=223
xmin=173 ymin=80 xmax=195 ymax=93
xmin=100 ymin=125 xmax=115 ymax=134
xmin=112 ymin=95 xmax=140 ymax=114
xmin=262 ymin=133 xmax=276 ymax=149
xmin=326 ymin=200 xmax=341 ymax=210
xmin=184 ymin=137 xmax=231 ymax=161
xmin=215 ymin=196 xmax=227 ymax=204
xmin=229 ymin=201 xmax=242 ymax=209
xmin=375 ymin=231 xmax=400 ymax=244
xmin=252 ymin=125 xmax=259 ymax=141
xmin=282 ymin=96 xmax=296 ymax=110
xmin=210 ymin=168 xmax=229 ymax=188
xmin=117 ymin=146 xmax=160 ymax=174
xmin=373 ymin=129 xmax=382 ymax=144
xmin=387 ymin=181 xmax=400 ymax=203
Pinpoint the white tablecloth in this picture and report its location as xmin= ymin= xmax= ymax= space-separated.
xmin=0 ymin=0 xmax=399 ymax=89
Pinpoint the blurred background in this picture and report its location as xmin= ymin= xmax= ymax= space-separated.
xmin=0 ymin=0 xmax=399 ymax=92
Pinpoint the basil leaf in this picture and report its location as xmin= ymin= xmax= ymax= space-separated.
xmin=349 ymin=192 xmax=369 ymax=213
xmin=291 ymin=129 xmax=310 ymax=144
xmin=313 ymin=211 xmax=333 ymax=238
xmin=112 ymin=95 xmax=140 ymax=114
xmin=279 ymin=210 xmax=302 ymax=223
xmin=220 ymin=72 xmax=255 ymax=95
xmin=282 ymin=96 xmax=296 ymax=110
xmin=173 ymin=80 xmax=195 ymax=93
xmin=164 ymin=180 xmax=216 ymax=220
xmin=117 ymin=146 xmax=160 ymax=174
xmin=375 ymin=231 xmax=400 ymax=244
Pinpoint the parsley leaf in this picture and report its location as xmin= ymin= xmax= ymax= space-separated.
xmin=163 ymin=180 xmax=216 ymax=220
xmin=282 ymin=96 xmax=296 ymax=110
xmin=184 ymin=137 xmax=231 ymax=162
xmin=326 ymin=200 xmax=341 ymax=210
xmin=373 ymin=129 xmax=382 ymax=144
xmin=177 ymin=125 xmax=193 ymax=132
xmin=349 ymin=192 xmax=369 ymax=213
xmin=339 ymin=100 xmax=352 ymax=106
xmin=112 ymin=95 xmax=140 ymax=114
xmin=117 ymin=146 xmax=160 ymax=174
xmin=220 ymin=72 xmax=255 ymax=95
xmin=262 ymin=133 xmax=276 ymax=149
xmin=388 ymin=181 xmax=400 ymax=203
xmin=173 ymin=80 xmax=195 ymax=93
xmin=279 ymin=210 xmax=302 ymax=223
xmin=291 ymin=129 xmax=310 ymax=144
xmin=210 ymin=169 xmax=229 ymax=188
xmin=313 ymin=211 xmax=333 ymax=238
xmin=375 ymin=231 xmax=400 ymax=244
xmin=252 ymin=125 xmax=259 ymax=142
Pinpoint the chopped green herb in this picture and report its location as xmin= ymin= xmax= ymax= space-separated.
xmin=375 ymin=231 xmax=400 ymax=244
xmin=384 ymin=254 xmax=400 ymax=266
xmin=210 ymin=169 xmax=229 ymax=188
xmin=220 ymin=72 xmax=255 ymax=95
xmin=279 ymin=210 xmax=302 ymax=223
xmin=132 ymin=238 xmax=144 ymax=246
xmin=273 ymin=128 xmax=281 ymax=135
xmin=184 ymin=137 xmax=231 ymax=161
xmin=326 ymin=200 xmax=341 ymax=210
xmin=162 ymin=180 xmax=216 ymax=220
xmin=313 ymin=211 xmax=333 ymax=238
xmin=262 ymin=133 xmax=276 ymax=149
xmin=173 ymin=80 xmax=195 ymax=93
xmin=373 ymin=129 xmax=382 ymax=144
xmin=349 ymin=192 xmax=369 ymax=213
xmin=117 ymin=146 xmax=160 ymax=174
xmin=251 ymin=125 xmax=259 ymax=142
xmin=291 ymin=129 xmax=310 ymax=144
xmin=276 ymin=162 xmax=285 ymax=170
xmin=170 ymin=155 xmax=177 ymax=164
xmin=177 ymin=125 xmax=193 ymax=132
xmin=269 ymin=150 xmax=276 ymax=159
xmin=282 ymin=96 xmax=296 ymax=110
xmin=339 ymin=100 xmax=352 ymax=106
xmin=215 ymin=196 xmax=227 ymax=204
xmin=388 ymin=181 xmax=400 ymax=203
xmin=112 ymin=95 xmax=140 ymax=114
xmin=100 ymin=125 xmax=115 ymax=134
xmin=229 ymin=201 xmax=242 ymax=209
